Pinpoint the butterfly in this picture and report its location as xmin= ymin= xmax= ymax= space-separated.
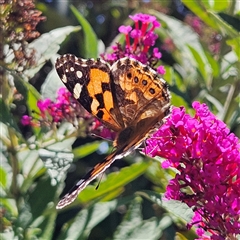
xmin=55 ymin=54 xmax=171 ymax=209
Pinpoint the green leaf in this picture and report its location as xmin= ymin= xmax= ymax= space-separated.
xmin=188 ymin=45 xmax=207 ymax=81
xmin=0 ymin=166 xmax=7 ymax=189
xmin=171 ymin=92 xmax=190 ymax=109
xmin=113 ymin=197 xmax=169 ymax=240
xmin=24 ymin=26 xmax=81 ymax=79
xmin=218 ymin=12 xmax=240 ymax=32
xmin=70 ymin=5 xmax=98 ymax=58
xmin=58 ymin=198 xmax=133 ymax=240
xmin=28 ymin=176 xmax=58 ymax=221
xmin=226 ymin=37 xmax=240 ymax=60
xmin=204 ymin=50 xmax=220 ymax=77
xmin=220 ymin=51 xmax=238 ymax=76
xmin=17 ymin=149 xmax=46 ymax=193
xmin=25 ymin=82 xmax=41 ymax=114
xmin=20 ymin=81 xmax=41 ymax=136
xmin=0 ymin=231 xmax=15 ymax=240
xmin=151 ymin=11 xmax=207 ymax=82
xmin=38 ymin=210 xmax=57 ymax=240
xmin=137 ymin=191 xmax=194 ymax=223
xmin=41 ymin=68 xmax=65 ymax=100
xmin=0 ymin=99 xmax=19 ymax=133
xmin=72 ymin=141 xmax=102 ymax=159
xmin=207 ymin=11 xmax=239 ymax=37
xmin=202 ymin=0 xmax=230 ymax=12
xmin=114 ymin=197 xmax=143 ymax=239
xmin=77 ymin=161 xmax=151 ymax=203
xmin=182 ymin=0 xmax=218 ymax=29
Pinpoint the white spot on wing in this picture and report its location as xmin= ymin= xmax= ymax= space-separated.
xmin=73 ymin=83 xmax=82 ymax=99
xmin=62 ymin=74 xmax=67 ymax=83
xmin=159 ymin=78 xmax=166 ymax=84
xmin=76 ymin=70 xmax=82 ymax=79
xmin=75 ymin=61 xmax=81 ymax=65
xmin=70 ymin=67 xmax=74 ymax=72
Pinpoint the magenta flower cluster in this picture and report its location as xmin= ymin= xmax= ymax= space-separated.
xmin=145 ymin=102 xmax=240 ymax=239
xmin=21 ymin=87 xmax=115 ymax=140
xmin=21 ymin=87 xmax=87 ymax=127
xmin=101 ymin=13 xmax=165 ymax=75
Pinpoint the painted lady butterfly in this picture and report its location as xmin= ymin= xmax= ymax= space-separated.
xmin=55 ymin=54 xmax=171 ymax=209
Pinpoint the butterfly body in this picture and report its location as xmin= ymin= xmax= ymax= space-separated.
xmin=55 ymin=54 xmax=171 ymax=209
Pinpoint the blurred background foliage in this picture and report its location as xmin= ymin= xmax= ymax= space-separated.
xmin=1 ymin=0 xmax=239 ymax=239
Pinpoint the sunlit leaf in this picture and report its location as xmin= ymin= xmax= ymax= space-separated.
xmin=182 ymin=0 xmax=218 ymax=29
xmin=70 ymin=5 xmax=98 ymax=58
xmin=24 ymin=26 xmax=81 ymax=79
xmin=77 ymin=161 xmax=151 ymax=203
xmin=226 ymin=37 xmax=240 ymax=60
xmin=72 ymin=141 xmax=102 ymax=159
xmin=208 ymin=11 xmax=239 ymax=37
xmin=0 ymin=167 xmax=7 ymax=189
xmin=151 ymin=10 xmax=208 ymax=83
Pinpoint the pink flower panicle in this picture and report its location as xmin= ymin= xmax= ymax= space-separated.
xmin=101 ymin=13 xmax=165 ymax=75
xmin=21 ymin=87 xmax=81 ymax=127
xmin=145 ymin=102 xmax=240 ymax=239
xmin=21 ymin=87 xmax=114 ymax=140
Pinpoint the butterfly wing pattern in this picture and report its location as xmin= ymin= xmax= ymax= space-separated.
xmin=55 ymin=54 xmax=171 ymax=209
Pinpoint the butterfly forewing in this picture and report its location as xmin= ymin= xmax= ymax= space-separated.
xmin=55 ymin=54 xmax=122 ymax=132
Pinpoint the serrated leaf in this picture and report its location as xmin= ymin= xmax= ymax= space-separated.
xmin=70 ymin=5 xmax=98 ymax=58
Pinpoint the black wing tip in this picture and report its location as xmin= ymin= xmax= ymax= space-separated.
xmin=56 ymin=192 xmax=77 ymax=209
